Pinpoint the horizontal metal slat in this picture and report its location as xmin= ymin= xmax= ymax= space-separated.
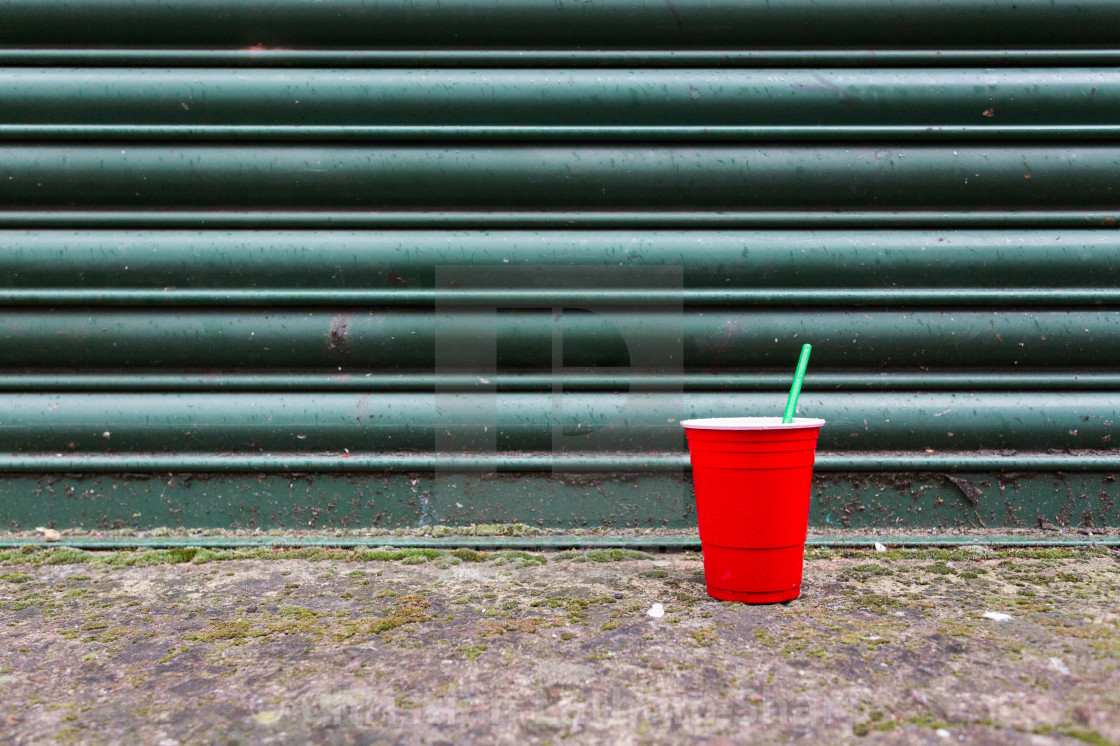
xmin=1 ymin=146 xmax=1118 ymax=211
xmin=1 ymin=211 xmax=1116 ymax=229
xmin=2 ymin=288 xmax=1117 ymax=306
xmin=2 ymin=0 xmax=1116 ymax=48
xmin=1 ymin=372 xmax=1120 ymax=393
xmin=7 ymin=125 xmax=1120 ymax=142
xmin=0 ymin=391 xmax=1115 ymax=453
xmin=0 ymin=68 xmax=1116 ymax=139
xmin=0 ymin=229 xmax=1116 ymax=303
xmin=0 ymin=453 xmax=1118 ymax=473
xmin=1 ymin=310 xmax=1117 ymax=370
xmin=3 ymin=50 xmax=1120 ymax=68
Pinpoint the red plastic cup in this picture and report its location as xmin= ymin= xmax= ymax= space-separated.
xmin=681 ymin=417 xmax=826 ymax=604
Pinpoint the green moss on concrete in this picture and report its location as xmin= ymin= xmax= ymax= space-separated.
xmin=1032 ymin=725 xmax=1116 ymax=746
xmin=458 ymin=643 xmax=487 ymax=661
xmin=489 ymin=550 xmax=547 ymax=568
xmin=358 ymin=548 xmax=447 ymax=563
xmin=550 ymin=549 xmax=654 ymax=563
xmin=1 ymin=571 xmax=33 ymax=583
xmin=451 ymin=548 xmax=485 ymax=562
xmin=838 ymin=563 xmax=895 ymax=582
xmin=585 ymin=549 xmax=654 ymax=562
xmin=367 ymin=595 xmax=433 ymax=635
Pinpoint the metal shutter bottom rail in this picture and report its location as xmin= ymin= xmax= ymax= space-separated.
xmin=0 ymin=472 xmax=1115 ymax=532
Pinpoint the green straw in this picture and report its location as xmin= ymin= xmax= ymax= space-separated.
xmin=782 ymin=343 xmax=812 ymax=423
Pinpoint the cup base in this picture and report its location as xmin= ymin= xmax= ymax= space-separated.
xmin=705 ymin=585 xmax=801 ymax=604
xmin=699 ymin=543 xmax=805 ymax=604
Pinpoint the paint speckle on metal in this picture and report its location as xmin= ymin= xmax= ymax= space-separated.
xmin=328 ymin=314 xmax=351 ymax=354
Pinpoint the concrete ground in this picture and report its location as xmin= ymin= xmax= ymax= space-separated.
xmin=1 ymin=540 xmax=1118 ymax=745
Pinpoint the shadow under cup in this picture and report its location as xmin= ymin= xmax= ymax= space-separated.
xmin=681 ymin=417 xmax=826 ymax=604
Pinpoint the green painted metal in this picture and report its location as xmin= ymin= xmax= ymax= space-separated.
xmin=2 ymin=288 xmax=1119 ymax=305
xmin=0 ymin=392 xmax=1115 ymax=453
xmin=2 ymin=146 xmax=1119 ymax=210
xmin=0 ymin=535 xmax=1117 ymax=550
xmin=3 ymin=51 xmax=1120 ymax=68
xmin=0 ymin=373 xmax=1119 ymax=393
xmin=0 ymin=68 xmax=1115 ymax=136
xmin=2 ymin=230 xmax=1116 ymax=296
xmin=0 ymin=453 xmax=1117 ymax=473
xmin=0 ymin=373 xmax=1117 ymax=393
xmin=2 ymin=0 xmax=1115 ymax=48
xmin=0 ymin=211 xmax=1116 ymax=229
xmin=0 ymin=470 xmax=1115 ymax=531
xmin=6 ymin=126 xmax=1120 ymax=142
xmin=0 ymin=0 xmax=1118 ymax=532
xmin=0 ymin=309 xmax=1116 ymax=369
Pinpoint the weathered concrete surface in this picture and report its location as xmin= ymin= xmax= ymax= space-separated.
xmin=1 ymin=544 xmax=1118 ymax=745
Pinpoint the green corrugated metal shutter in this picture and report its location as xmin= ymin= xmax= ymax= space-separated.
xmin=1 ymin=0 xmax=1118 ymax=531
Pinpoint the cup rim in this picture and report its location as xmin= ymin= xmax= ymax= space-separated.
xmin=680 ymin=417 xmax=826 ymax=430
